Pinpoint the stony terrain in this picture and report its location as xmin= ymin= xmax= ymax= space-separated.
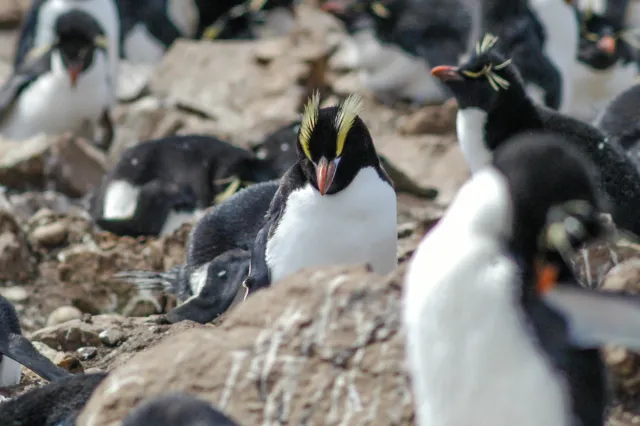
xmin=0 ymin=1 xmax=637 ymax=425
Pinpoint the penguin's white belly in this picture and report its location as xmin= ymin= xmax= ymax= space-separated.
xmin=456 ymin=108 xmax=492 ymax=173
xmin=266 ymin=167 xmax=397 ymax=283
xmin=569 ymin=61 xmax=638 ymax=121
xmin=123 ymin=23 xmax=167 ymax=64
xmin=0 ymin=56 xmax=111 ymax=141
xmin=0 ymin=355 xmax=22 ymax=386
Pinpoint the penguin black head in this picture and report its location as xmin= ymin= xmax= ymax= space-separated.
xmin=577 ymin=9 xmax=634 ymax=69
xmin=53 ymin=10 xmax=108 ymax=87
xmin=296 ymin=92 xmax=380 ymax=195
xmin=430 ymin=34 xmax=525 ymax=111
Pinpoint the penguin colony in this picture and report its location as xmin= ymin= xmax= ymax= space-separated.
xmin=0 ymin=0 xmax=640 ymax=425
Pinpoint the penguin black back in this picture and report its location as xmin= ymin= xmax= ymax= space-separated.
xmin=594 ymin=83 xmax=640 ymax=152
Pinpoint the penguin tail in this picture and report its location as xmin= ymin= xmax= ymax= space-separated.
xmin=113 ymin=265 xmax=183 ymax=295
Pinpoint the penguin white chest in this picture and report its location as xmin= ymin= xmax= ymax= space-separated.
xmin=456 ymin=108 xmax=492 ymax=173
xmin=265 ymin=167 xmax=398 ymax=283
xmin=0 ymin=355 xmax=22 ymax=386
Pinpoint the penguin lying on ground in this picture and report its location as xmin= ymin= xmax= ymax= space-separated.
xmin=14 ymin=0 xmax=119 ymax=104
xmin=90 ymin=135 xmax=280 ymax=237
xmin=244 ymin=93 xmax=398 ymax=295
xmin=430 ymin=33 xmax=640 ymax=236
xmin=115 ymin=181 xmax=279 ymax=324
xmin=594 ymin=82 xmax=640 ymax=159
xmin=322 ymin=0 xmax=472 ymax=105
xmin=122 ymin=393 xmax=240 ymax=426
xmin=251 ymin=121 xmax=300 ymax=177
xmin=0 ymin=9 xmax=114 ymax=149
xmin=0 ymin=295 xmax=70 ymax=387
xmin=404 ymin=131 xmax=640 ymax=426
xmin=0 ymin=372 xmax=106 ymax=426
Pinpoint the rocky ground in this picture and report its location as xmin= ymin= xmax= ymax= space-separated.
xmin=0 ymin=1 xmax=638 ymax=425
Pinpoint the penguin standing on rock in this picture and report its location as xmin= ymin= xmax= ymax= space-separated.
xmin=430 ymin=33 xmax=640 ymax=236
xmin=115 ymin=180 xmax=279 ymax=324
xmin=90 ymin=135 xmax=279 ymax=238
xmin=244 ymin=93 xmax=397 ymax=294
xmin=403 ymin=131 xmax=640 ymax=426
xmin=0 ymin=10 xmax=114 ymax=149
xmin=0 ymin=295 xmax=70 ymax=387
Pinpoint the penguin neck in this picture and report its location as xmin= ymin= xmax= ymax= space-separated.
xmin=484 ymin=91 xmax=544 ymax=153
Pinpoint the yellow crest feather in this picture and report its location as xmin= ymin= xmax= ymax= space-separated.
xmin=335 ymin=94 xmax=363 ymax=157
xmin=475 ymin=33 xmax=499 ymax=55
xmin=94 ymin=35 xmax=108 ymax=49
xmin=299 ymin=91 xmax=321 ymax=160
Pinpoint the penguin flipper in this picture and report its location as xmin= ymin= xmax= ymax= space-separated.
xmin=244 ymin=220 xmax=272 ymax=293
xmin=543 ymin=286 xmax=640 ymax=350
xmin=3 ymin=333 xmax=70 ymax=382
xmin=12 ymin=0 xmax=44 ymax=69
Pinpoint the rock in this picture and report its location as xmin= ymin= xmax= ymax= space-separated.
xmin=31 ymin=320 xmax=102 ymax=351
xmin=0 ymin=209 xmax=34 ymax=282
xmin=31 ymin=341 xmax=62 ymax=364
xmin=0 ymin=0 xmax=25 ymax=29
xmin=98 ymin=328 xmax=125 ymax=347
xmin=77 ymin=265 xmax=413 ymax=426
xmin=77 ymin=346 xmax=98 ymax=361
xmin=117 ymin=61 xmax=153 ymax=102
xmin=47 ymin=306 xmax=83 ymax=327
xmin=0 ymin=135 xmax=51 ymax=190
xmin=396 ymin=99 xmax=458 ymax=135
xmin=29 ymin=221 xmax=69 ymax=248
xmin=601 ymin=258 xmax=640 ymax=294
xmin=0 ymin=286 xmax=28 ymax=302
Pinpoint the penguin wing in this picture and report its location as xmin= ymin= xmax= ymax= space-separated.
xmin=1 ymin=333 xmax=71 ymax=382
xmin=244 ymin=221 xmax=272 ymax=292
xmin=543 ymin=286 xmax=640 ymax=350
xmin=12 ymin=0 xmax=46 ymax=69
xmin=0 ymin=51 xmax=52 ymax=123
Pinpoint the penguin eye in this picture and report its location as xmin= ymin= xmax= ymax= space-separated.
xmin=217 ymin=270 xmax=227 ymax=278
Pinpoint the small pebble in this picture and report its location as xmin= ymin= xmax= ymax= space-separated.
xmin=76 ymin=346 xmax=98 ymax=361
xmin=0 ymin=287 xmax=28 ymax=303
xmin=47 ymin=306 xmax=83 ymax=326
xmin=99 ymin=328 xmax=125 ymax=347
xmin=29 ymin=221 xmax=68 ymax=247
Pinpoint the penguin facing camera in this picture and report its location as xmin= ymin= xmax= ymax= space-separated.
xmin=404 ymin=131 xmax=640 ymax=426
xmin=251 ymin=121 xmax=300 ymax=177
xmin=90 ymin=135 xmax=280 ymax=238
xmin=594 ymin=82 xmax=640 ymax=160
xmin=14 ymin=0 xmax=120 ymax=105
xmin=0 ymin=9 xmax=115 ymax=150
xmin=115 ymin=180 xmax=279 ymax=324
xmin=0 ymin=295 xmax=71 ymax=387
xmin=244 ymin=93 xmax=397 ymax=295
xmin=570 ymin=5 xmax=640 ymax=120
xmin=321 ymin=0 xmax=472 ymax=105
xmin=0 ymin=372 xmax=106 ymax=426
xmin=122 ymin=393 xmax=240 ymax=426
xmin=430 ymin=33 xmax=640 ymax=236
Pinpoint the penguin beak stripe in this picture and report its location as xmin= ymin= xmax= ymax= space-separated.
xmin=431 ymin=65 xmax=463 ymax=82
xmin=535 ymin=260 xmax=559 ymax=294
xmin=597 ymin=35 xmax=616 ymax=55
xmin=316 ymin=157 xmax=338 ymax=196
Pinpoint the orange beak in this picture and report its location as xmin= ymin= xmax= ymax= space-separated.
xmin=316 ymin=157 xmax=338 ymax=196
xmin=431 ymin=65 xmax=463 ymax=82
xmin=597 ymin=35 xmax=616 ymax=55
xmin=320 ymin=1 xmax=345 ymax=13
xmin=535 ymin=259 xmax=560 ymax=295
xmin=68 ymin=63 xmax=82 ymax=88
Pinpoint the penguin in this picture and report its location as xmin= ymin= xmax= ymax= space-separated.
xmin=0 ymin=9 xmax=114 ymax=149
xmin=122 ymin=393 xmax=240 ymax=426
xmin=14 ymin=0 xmax=119 ymax=105
xmin=321 ymin=0 xmax=473 ymax=105
xmin=90 ymin=135 xmax=279 ymax=238
xmin=251 ymin=120 xmax=300 ymax=177
xmin=403 ymin=131 xmax=640 ymax=426
xmin=0 ymin=295 xmax=71 ymax=387
xmin=430 ymin=33 xmax=640 ymax=236
xmin=114 ymin=180 xmax=279 ymax=324
xmin=593 ymin=82 xmax=640 ymax=159
xmin=244 ymin=93 xmax=398 ymax=294
xmin=570 ymin=3 xmax=639 ymax=120
xmin=0 ymin=372 xmax=106 ymax=426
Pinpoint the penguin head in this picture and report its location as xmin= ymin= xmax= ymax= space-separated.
xmin=430 ymin=34 xmax=525 ymax=111
xmin=577 ymin=10 xmax=632 ymax=69
xmin=296 ymin=92 xmax=379 ymax=195
xmin=53 ymin=10 xmax=108 ymax=88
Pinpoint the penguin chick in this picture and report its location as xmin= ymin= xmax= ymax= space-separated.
xmin=122 ymin=393 xmax=240 ymax=426
xmin=0 ymin=295 xmax=70 ymax=387
xmin=322 ymin=0 xmax=471 ymax=105
xmin=404 ymin=131 xmax=640 ymax=426
xmin=594 ymin=82 xmax=640 ymax=159
xmin=90 ymin=135 xmax=279 ymax=237
xmin=244 ymin=93 xmax=397 ymax=294
xmin=0 ymin=372 xmax=106 ymax=426
xmin=430 ymin=33 xmax=640 ymax=236
xmin=251 ymin=120 xmax=300 ymax=177
xmin=115 ymin=180 xmax=279 ymax=324
xmin=0 ymin=9 xmax=114 ymax=149
xmin=14 ymin=0 xmax=120 ymax=105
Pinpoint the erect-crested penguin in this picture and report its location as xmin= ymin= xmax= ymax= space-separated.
xmin=0 ymin=9 xmax=114 ymax=149
xmin=244 ymin=93 xmax=398 ymax=294
xmin=0 ymin=295 xmax=71 ymax=387
xmin=90 ymin=135 xmax=279 ymax=238
xmin=430 ymin=33 xmax=640 ymax=236
xmin=403 ymin=131 xmax=640 ymax=426
xmin=114 ymin=180 xmax=279 ymax=324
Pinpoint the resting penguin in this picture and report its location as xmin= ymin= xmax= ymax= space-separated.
xmin=14 ymin=0 xmax=119 ymax=106
xmin=430 ymin=33 xmax=640 ymax=236
xmin=0 ymin=10 xmax=114 ymax=149
xmin=404 ymin=130 xmax=640 ymax=426
xmin=251 ymin=121 xmax=300 ymax=177
xmin=0 ymin=295 xmax=70 ymax=387
xmin=115 ymin=180 xmax=279 ymax=324
xmin=90 ymin=135 xmax=279 ymax=237
xmin=122 ymin=393 xmax=240 ymax=426
xmin=244 ymin=92 xmax=398 ymax=295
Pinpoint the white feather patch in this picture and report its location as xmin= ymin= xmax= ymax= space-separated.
xmin=102 ymin=180 xmax=141 ymax=220
xmin=0 ymin=356 xmax=22 ymax=387
xmin=456 ymin=107 xmax=493 ymax=173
